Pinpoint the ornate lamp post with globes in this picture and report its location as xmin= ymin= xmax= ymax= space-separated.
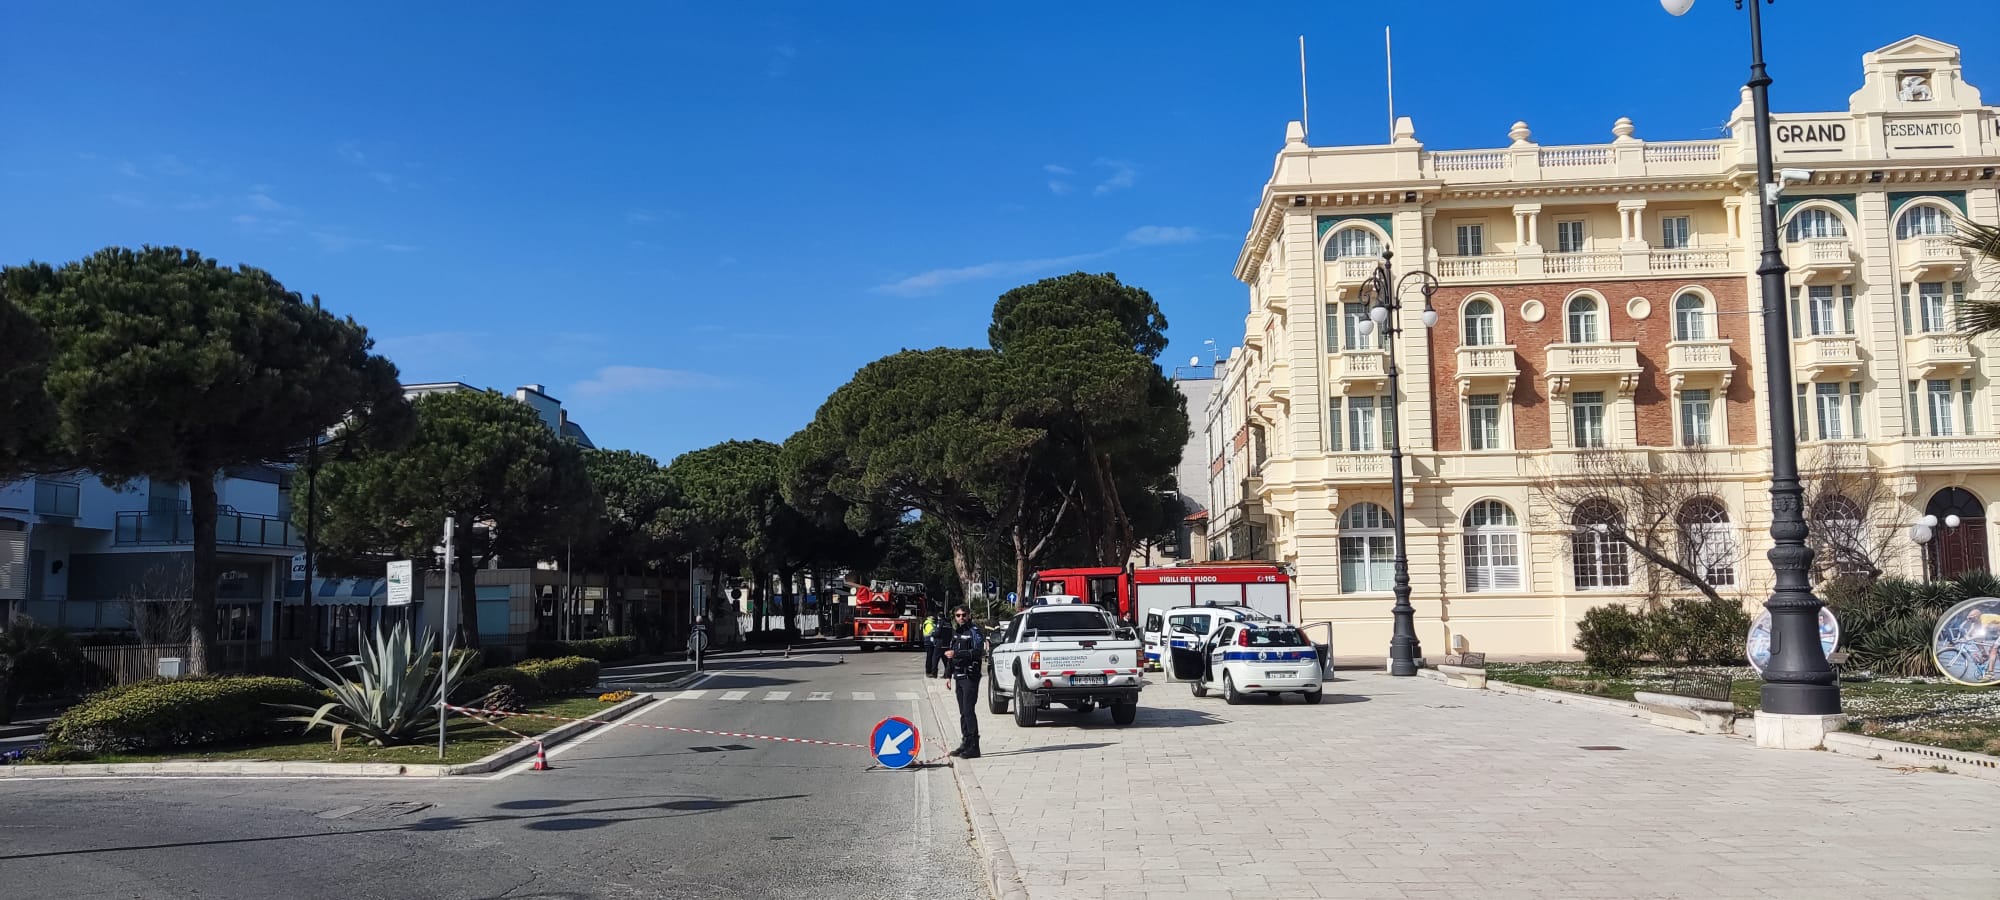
xmin=1355 ymin=251 xmax=1439 ymax=676
xmin=1662 ymin=0 xmax=1842 ymax=743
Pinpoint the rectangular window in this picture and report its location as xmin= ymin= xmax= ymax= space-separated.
xmin=1661 ymin=216 xmax=1691 ymax=250
xmin=1467 ymin=395 xmax=1501 ymax=450
xmin=1928 ymin=379 xmax=1956 ymax=436
xmin=1919 ymin=283 xmax=1948 ymax=333
xmin=1797 ymin=383 xmax=1810 ymax=437
xmin=1327 ymin=398 xmax=1342 ymax=452
xmin=1816 ymin=383 xmax=1844 ymax=441
xmin=1909 ymin=380 xmax=1922 ymax=437
xmin=1963 ymin=378 xmax=1976 ymax=436
xmin=1688 ymin=524 xmax=1739 ymax=587
xmin=1557 ymin=220 xmax=1586 ymax=254
xmin=1788 ymin=286 xmax=1804 ymax=339
xmin=1808 ymin=286 xmax=1837 ymax=336
xmin=1848 ymin=382 xmax=1865 ymax=438
xmin=1571 ymin=391 xmax=1606 ymax=448
xmin=1348 ymin=397 xmax=1378 ymax=451
xmin=1680 ymin=389 xmax=1713 ymax=446
xmin=1324 ymin=302 xmax=1340 ymax=346
xmin=1339 ymin=535 xmax=1395 ymax=593
xmin=1342 ymin=303 xmax=1383 ymax=350
xmin=1456 ymin=224 xmax=1484 ymax=257
xmin=1463 ymin=531 xmax=1522 ymax=592
xmin=1841 ymin=285 xmax=1856 ymax=335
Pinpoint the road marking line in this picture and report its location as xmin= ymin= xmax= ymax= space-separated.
xmin=675 ymin=690 xmax=708 ymax=700
xmin=894 ymin=691 xmax=918 ymax=700
xmin=806 ymin=692 xmax=832 ymax=701
xmin=853 ymin=691 xmax=876 ymax=701
xmin=763 ymin=691 xmax=791 ymax=701
xmin=720 ymin=690 xmax=750 ymax=701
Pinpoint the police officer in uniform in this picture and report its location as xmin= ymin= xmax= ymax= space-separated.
xmin=942 ymin=605 xmax=984 ymax=759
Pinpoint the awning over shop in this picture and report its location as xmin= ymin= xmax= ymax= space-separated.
xmin=283 ymin=576 xmax=389 ymax=605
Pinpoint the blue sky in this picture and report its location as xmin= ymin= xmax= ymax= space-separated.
xmin=4 ymin=2 xmax=1992 ymax=463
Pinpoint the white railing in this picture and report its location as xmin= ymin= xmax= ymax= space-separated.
xmin=1802 ymin=238 xmax=1852 ymax=264
xmin=1435 ymin=255 xmax=1517 ymax=279
xmin=1909 ymin=235 xmax=1965 ymax=264
xmin=1539 ymin=147 xmax=1612 ymax=167
xmin=1668 ymin=340 xmax=1732 ymax=369
xmin=1649 ymin=248 xmax=1733 ymax=273
xmin=1642 ymin=141 xmax=1725 ymax=163
xmin=1430 ymin=150 xmax=1507 ymax=172
xmin=1456 ymin=346 xmax=1517 ymax=374
xmin=1339 ymin=350 xmax=1386 ymax=380
xmin=1332 ymin=257 xmax=1377 ymax=282
xmin=1327 ymin=453 xmax=1391 ymax=476
xmin=1913 ymin=333 xmax=1973 ymax=362
xmin=1545 ymin=251 xmax=1622 ymax=275
xmin=1546 ymin=343 xmax=1641 ymax=373
xmin=1910 ymin=438 xmax=2000 ymax=466
xmin=1799 ymin=335 xmax=1860 ymax=366
xmin=1806 ymin=441 xmax=1870 ymax=470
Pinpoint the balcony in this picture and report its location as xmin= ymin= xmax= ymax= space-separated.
xmin=1331 ymin=349 xmax=1387 ymax=392
xmin=1907 ymin=437 xmax=2000 ymax=471
xmin=1649 ymin=248 xmax=1735 ymax=274
xmin=1324 ymin=452 xmax=1391 ymax=479
xmin=32 ymin=480 xmax=79 ymax=519
xmin=1906 ymin=332 xmax=1976 ymax=377
xmin=1326 ymin=257 xmax=1377 ymax=297
xmin=1434 ymin=255 xmax=1517 ymax=281
xmin=1544 ymin=342 xmax=1642 ymax=396
xmin=1900 ymin=235 xmax=1968 ymax=278
xmin=1455 ymin=345 xmax=1519 ymax=394
xmin=1787 ymin=238 xmax=1855 ymax=282
xmin=1665 ymin=339 xmax=1735 ymax=389
xmin=115 ymin=508 xmax=304 ymax=549
xmin=1543 ymin=251 xmax=1622 ymax=277
xmin=1795 ymin=334 xmax=1863 ymax=380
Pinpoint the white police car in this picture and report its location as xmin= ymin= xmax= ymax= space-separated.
xmin=1180 ymin=620 xmax=1323 ymax=704
xmin=1142 ymin=604 xmax=1279 ymax=672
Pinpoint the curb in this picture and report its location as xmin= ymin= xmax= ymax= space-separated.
xmin=1822 ymin=731 xmax=2000 ymax=784
xmin=1481 ymin=675 xmax=1649 ymax=717
xmin=922 ymin=682 xmax=1029 ymax=900
xmin=0 ymin=693 xmax=657 ymax=779
xmin=596 ymin=669 xmax=709 ymax=693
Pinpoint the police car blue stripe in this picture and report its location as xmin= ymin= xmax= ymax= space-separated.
xmin=1218 ymin=651 xmax=1316 ymax=662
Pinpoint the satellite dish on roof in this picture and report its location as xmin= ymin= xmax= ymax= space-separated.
xmin=1189 ymin=355 xmax=1200 ymax=368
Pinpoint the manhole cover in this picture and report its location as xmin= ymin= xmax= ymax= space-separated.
xmin=318 ymin=801 xmax=433 ymax=820
xmin=1579 ymin=745 xmax=1627 ymax=751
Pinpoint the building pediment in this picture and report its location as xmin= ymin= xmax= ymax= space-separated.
xmin=1850 ymin=33 xmax=1982 ymax=114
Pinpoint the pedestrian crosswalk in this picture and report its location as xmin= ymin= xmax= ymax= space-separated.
xmin=666 ymin=689 xmax=922 ymax=703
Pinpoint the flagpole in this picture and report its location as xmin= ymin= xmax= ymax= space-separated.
xmin=1298 ymin=35 xmax=1310 ymax=140
xmin=1386 ymin=26 xmax=1395 ymax=141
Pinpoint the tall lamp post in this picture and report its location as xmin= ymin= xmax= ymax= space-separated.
xmin=1664 ymin=0 xmax=1841 ymax=730
xmin=1356 ymin=250 xmax=1439 ymax=676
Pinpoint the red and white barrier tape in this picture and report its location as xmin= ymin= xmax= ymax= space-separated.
xmin=443 ymin=704 xmax=868 ymax=750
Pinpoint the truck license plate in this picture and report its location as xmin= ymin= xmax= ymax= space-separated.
xmin=1266 ymin=670 xmax=1296 ymax=678
xmin=1070 ymin=675 xmax=1106 ymax=686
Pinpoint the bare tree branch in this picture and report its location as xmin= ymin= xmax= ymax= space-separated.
xmin=1533 ymin=448 xmax=1743 ymax=606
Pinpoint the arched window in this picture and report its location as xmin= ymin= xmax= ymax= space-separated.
xmin=1809 ymin=494 xmax=1872 ymax=579
xmin=1784 ymin=208 xmax=1847 ymax=243
xmin=1338 ymin=503 xmax=1394 ymax=594
xmin=1462 ymin=500 xmax=1522 ymax=592
xmin=1676 ymin=497 xmax=1738 ymax=587
xmin=1462 ymin=298 xmax=1498 ymax=347
xmin=1571 ymin=499 xmax=1630 ymax=590
xmin=1923 ymin=487 xmax=1989 ymax=580
xmin=1566 ymin=295 xmax=1602 ymax=344
xmin=1895 ymin=204 xmax=1953 ymax=239
xmin=1673 ymin=291 xmax=1709 ymax=341
xmin=1324 ymin=227 xmax=1383 ymax=261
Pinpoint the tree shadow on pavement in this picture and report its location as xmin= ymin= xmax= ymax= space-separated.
xmin=976 ymin=742 xmax=1114 ymax=758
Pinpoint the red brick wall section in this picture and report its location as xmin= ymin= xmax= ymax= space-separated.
xmin=1426 ymin=277 xmax=1755 ymax=450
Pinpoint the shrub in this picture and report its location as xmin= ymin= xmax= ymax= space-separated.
xmin=1574 ymin=604 xmax=1646 ymax=676
xmin=452 ymin=665 xmax=543 ymax=703
xmin=517 ymin=656 xmax=600 ymax=696
xmin=1852 ymin=615 xmax=1938 ymax=677
xmin=25 ymin=743 xmax=93 ymax=763
xmin=284 ymin=621 xmax=476 ymax=750
xmin=524 ymin=637 xmax=639 ymax=663
xmin=46 ymin=675 xmax=325 ymax=754
xmin=429 ymin=648 xmax=485 ymax=674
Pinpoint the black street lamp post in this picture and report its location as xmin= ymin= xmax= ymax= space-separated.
xmin=1665 ymin=0 xmax=1840 ymax=719
xmin=1356 ymin=251 xmax=1439 ymax=677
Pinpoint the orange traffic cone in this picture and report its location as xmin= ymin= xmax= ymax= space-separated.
xmin=531 ymin=742 xmax=551 ymax=771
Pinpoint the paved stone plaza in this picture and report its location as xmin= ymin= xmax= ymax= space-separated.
xmin=929 ymin=670 xmax=1999 ymax=899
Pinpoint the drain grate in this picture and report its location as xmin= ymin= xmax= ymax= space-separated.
xmin=1579 ymin=745 xmax=1628 ymax=751
xmin=318 ymin=801 xmax=433 ymax=820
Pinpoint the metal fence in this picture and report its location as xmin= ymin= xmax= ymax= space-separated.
xmin=80 ymin=643 xmax=194 ymax=685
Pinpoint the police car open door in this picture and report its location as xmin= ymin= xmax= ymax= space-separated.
xmin=1162 ymin=611 xmax=1209 ymax=683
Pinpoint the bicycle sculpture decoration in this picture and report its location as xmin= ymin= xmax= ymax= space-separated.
xmin=1747 ymin=606 xmax=1839 ymax=674
xmin=1932 ymin=596 xmax=2000 ymax=687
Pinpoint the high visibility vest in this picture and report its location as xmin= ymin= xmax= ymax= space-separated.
xmin=922 ymin=619 xmax=936 ymax=637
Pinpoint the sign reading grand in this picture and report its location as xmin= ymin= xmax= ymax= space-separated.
xmin=1774 ymin=121 xmax=1848 ymax=145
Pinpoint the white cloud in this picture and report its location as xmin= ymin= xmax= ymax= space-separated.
xmin=626 ymin=209 xmax=659 ymax=225
xmin=1124 ymin=225 xmax=1200 ymax=246
xmin=247 ymin=191 xmax=285 ymax=211
xmin=1047 ymin=180 xmax=1073 ymax=196
xmin=1093 ymin=158 xmax=1137 ymax=195
xmin=874 ymin=250 xmax=1110 ymax=297
xmin=569 ymin=365 xmax=725 ymax=400
xmin=371 ymin=171 xmax=397 ymax=187
xmin=337 ymin=142 xmax=366 ymax=165
xmin=1043 ymin=164 xmax=1073 ymax=175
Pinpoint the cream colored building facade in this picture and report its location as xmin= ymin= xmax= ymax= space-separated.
xmin=1218 ymin=36 xmax=2000 ymax=657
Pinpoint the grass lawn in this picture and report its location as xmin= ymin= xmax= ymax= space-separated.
xmin=1487 ymin=662 xmax=2000 ymax=756
xmin=41 ymin=696 xmax=624 ymax=767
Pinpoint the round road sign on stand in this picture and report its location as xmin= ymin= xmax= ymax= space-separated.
xmin=1746 ymin=606 xmax=1838 ymax=673
xmin=870 ymin=716 xmax=920 ymax=769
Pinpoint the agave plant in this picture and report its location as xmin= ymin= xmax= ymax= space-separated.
xmin=283 ymin=620 xmax=474 ymax=749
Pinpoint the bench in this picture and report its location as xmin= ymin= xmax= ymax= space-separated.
xmin=1436 ymin=651 xmax=1487 ymax=689
xmin=1634 ymin=672 xmax=1737 ymax=735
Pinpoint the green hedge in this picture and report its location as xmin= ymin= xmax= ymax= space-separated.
xmin=517 ymin=656 xmax=601 ymax=695
xmin=45 ymin=676 xmax=327 ymax=754
xmin=524 ymin=637 xmax=639 ymax=663
xmin=1574 ymin=597 xmax=1750 ymax=675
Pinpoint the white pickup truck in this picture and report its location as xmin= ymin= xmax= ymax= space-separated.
xmin=984 ymin=596 xmax=1145 ymax=727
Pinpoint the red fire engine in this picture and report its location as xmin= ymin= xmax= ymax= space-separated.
xmin=848 ymin=580 xmax=930 ymax=650
xmin=1028 ymin=561 xmax=1292 ymax=623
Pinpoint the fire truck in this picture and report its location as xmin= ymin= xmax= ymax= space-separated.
xmin=1027 ymin=561 xmax=1293 ymax=624
xmin=849 ymin=580 xmax=931 ymax=650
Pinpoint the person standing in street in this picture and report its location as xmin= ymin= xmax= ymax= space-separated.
xmin=922 ymin=613 xmax=941 ymax=678
xmin=943 ymin=606 xmax=984 ymax=758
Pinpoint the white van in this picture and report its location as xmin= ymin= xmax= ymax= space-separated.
xmin=1141 ymin=604 xmax=1276 ymax=672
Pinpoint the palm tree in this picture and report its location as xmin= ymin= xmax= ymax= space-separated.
xmin=1952 ymin=218 xmax=2000 ymax=335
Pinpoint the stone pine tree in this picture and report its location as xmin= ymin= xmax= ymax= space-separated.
xmin=660 ymin=440 xmax=792 ymax=632
xmin=0 ymin=291 xmax=59 ymax=480
xmin=579 ymin=448 xmax=677 ymax=644
xmin=2 ymin=248 xmax=410 ymax=673
xmin=310 ymin=389 xmax=593 ymax=649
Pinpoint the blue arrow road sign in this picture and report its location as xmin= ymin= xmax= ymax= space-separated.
xmin=870 ymin=716 xmax=920 ymax=769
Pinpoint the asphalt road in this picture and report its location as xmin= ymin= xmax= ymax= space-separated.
xmin=0 ymin=644 xmax=984 ymax=900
